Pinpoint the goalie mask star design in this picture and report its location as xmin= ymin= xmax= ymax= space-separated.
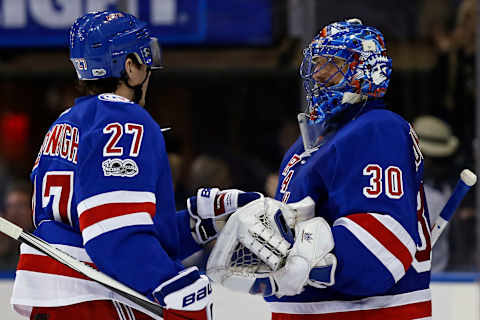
xmin=298 ymin=18 xmax=392 ymax=151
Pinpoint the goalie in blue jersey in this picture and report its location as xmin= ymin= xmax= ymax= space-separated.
xmin=207 ymin=19 xmax=433 ymax=320
xmin=10 ymin=10 xmax=260 ymax=320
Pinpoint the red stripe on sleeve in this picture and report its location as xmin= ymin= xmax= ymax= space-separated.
xmin=17 ymin=254 xmax=96 ymax=281
xmin=79 ymin=202 xmax=156 ymax=231
xmin=347 ymin=213 xmax=413 ymax=271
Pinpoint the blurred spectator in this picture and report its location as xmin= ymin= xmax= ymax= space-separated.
xmin=4 ymin=180 xmax=32 ymax=231
xmin=0 ymin=180 xmax=32 ymax=270
xmin=180 ymin=154 xmax=235 ymax=268
xmin=315 ymin=1 xmax=420 ymax=41
xmin=418 ymin=0 xmax=455 ymax=47
xmin=168 ymin=152 xmax=183 ymax=191
xmin=413 ymin=115 xmax=475 ymax=271
xmin=264 ymin=172 xmax=279 ymax=198
xmin=429 ymin=0 xmax=476 ymax=166
xmin=168 ymin=152 xmax=190 ymax=210
xmin=262 ymin=120 xmax=299 ymax=197
xmin=45 ymin=82 xmax=77 ymax=114
xmin=188 ymin=154 xmax=233 ymax=194
xmin=422 ymin=0 xmax=477 ymax=270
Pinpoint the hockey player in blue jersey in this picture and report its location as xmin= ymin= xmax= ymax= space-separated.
xmin=207 ymin=19 xmax=432 ymax=319
xmin=10 ymin=10 xmax=259 ymax=320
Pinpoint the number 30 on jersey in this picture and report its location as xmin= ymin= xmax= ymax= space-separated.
xmin=363 ymin=164 xmax=404 ymax=199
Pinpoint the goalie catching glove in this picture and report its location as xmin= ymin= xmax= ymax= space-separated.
xmin=187 ymin=188 xmax=262 ymax=244
xmin=206 ymin=196 xmax=337 ymax=297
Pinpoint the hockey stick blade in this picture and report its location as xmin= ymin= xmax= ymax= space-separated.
xmin=431 ymin=169 xmax=477 ymax=246
xmin=0 ymin=217 xmax=163 ymax=317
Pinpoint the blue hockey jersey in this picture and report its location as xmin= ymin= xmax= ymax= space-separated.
xmin=11 ymin=94 xmax=201 ymax=318
xmin=266 ymin=100 xmax=432 ymax=319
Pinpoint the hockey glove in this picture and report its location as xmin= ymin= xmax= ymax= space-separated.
xmin=266 ymin=218 xmax=337 ymax=297
xmin=153 ymin=267 xmax=213 ymax=320
xmin=206 ymin=196 xmax=337 ymax=297
xmin=187 ymin=188 xmax=262 ymax=245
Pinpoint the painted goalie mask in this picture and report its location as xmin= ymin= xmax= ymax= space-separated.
xmin=299 ymin=18 xmax=392 ymax=150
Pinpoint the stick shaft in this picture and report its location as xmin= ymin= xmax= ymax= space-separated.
xmin=431 ymin=170 xmax=476 ymax=246
xmin=0 ymin=217 xmax=163 ymax=317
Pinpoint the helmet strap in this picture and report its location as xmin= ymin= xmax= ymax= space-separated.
xmin=122 ymin=67 xmax=151 ymax=104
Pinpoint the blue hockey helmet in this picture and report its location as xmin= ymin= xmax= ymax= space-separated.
xmin=298 ymin=18 xmax=392 ymax=150
xmin=69 ymin=10 xmax=162 ymax=80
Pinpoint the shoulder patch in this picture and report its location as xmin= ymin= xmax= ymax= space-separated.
xmin=98 ymin=93 xmax=133 ymax=104
xmin=102 ymin=158 xmax=139 ymax=177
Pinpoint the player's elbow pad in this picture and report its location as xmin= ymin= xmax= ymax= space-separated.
xmin=153 ymin=267 xmax=213 ymax=320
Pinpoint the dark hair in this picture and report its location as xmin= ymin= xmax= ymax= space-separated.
xmin=75 ymin=54 xmax=142 ymax=96
xmin=76 ymin=77 xmax=120 ymax=96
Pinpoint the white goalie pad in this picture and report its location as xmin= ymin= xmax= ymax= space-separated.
xmin=206 ymin=196 xmax=317 ymax=296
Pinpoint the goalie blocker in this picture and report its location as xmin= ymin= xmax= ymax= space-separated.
xmin=207 ymin=196 xmax=337 ymax=297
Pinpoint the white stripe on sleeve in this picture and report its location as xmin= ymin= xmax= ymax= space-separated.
xmin=334 ymin=217 xmax=406 ymax=282
xmin=77 ymin=191 xmax=156 ymax=217
xmin=370 ymin=213 xmax=417 ymax=256
xmin=82 ymin=212 xmax=153 ymax=244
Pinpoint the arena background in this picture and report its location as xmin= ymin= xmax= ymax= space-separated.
xmin=0 ymin=0 xmax=478 ymax=318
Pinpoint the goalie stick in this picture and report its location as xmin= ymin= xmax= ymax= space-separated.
xmin=0 ymin=217 xmax=164 ymax=318
xmin=431 ymin=169 xmax=477 ymax=246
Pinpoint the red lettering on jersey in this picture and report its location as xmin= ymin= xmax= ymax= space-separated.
xmin=414 ymin=185 xmax=432 ymax=268
xmin=282 ymin=154 xmax=301 ymax=176
xmin=33 ymin=131 xmax=50 ymax=170
xmin=281 ymin=192 xmax=290 ymax=203
xmin=56 ymin=124 xmax=66 ymax=156
xmin=60 ymin=124 xmax=72 ymax=159
xmin=385 ymin=166 xmax=404 ymax=199
xmin=103 ymin=123 xmax=123 ymax=156
xmin=44 ymin=124 xmax=63 ymax=155
xmin=363 ymin=164 xmax=382 ymax=198
xmin=43 ymin=172 xmax=73 ymax=225
xmin=125 ymin=123 xmax=144 ymax=157
xmin=409 ymin=125 xmax=423 ymax=171
xmin=69 ymin=127 xmax=79 ymax=164
xmin=34 ymin=124 xmax=80 ymax=169
xmin=280 ymin=170 xmax=294 ymax=193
